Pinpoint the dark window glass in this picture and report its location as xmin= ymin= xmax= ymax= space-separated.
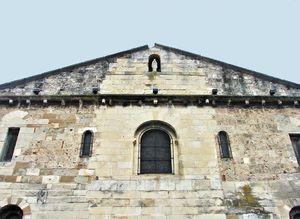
xmin=290 ymin=135 xmax=300 ymax=165
xmin=218 ymin=131 xmax=232 ymax=159
xmin=294 ymin=215 xmax=300 ymax=219
xmin=0 ymin=204 xmax=23 ymax=219
xmin=80 ymin=131 xmax=93 ymax=157
xmin=290 ymin=206 xmax=300 ymax=219
xmin=140 ymin=129 xmax=171 ymax=174
xmin=148 ymin=54 xmax=161 ymax=72
xmin=0 ymin=128 xmax=20 ymax=162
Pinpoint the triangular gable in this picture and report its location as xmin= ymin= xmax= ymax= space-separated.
xmin=0 ymin=43 xmax=299 ymax=97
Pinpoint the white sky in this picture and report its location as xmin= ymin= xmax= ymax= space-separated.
xmin=0 ymin=0 xmax=299 ymax=84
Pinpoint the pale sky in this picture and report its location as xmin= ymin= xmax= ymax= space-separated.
xmin=0 ymin=0 xmax=299 ymax=85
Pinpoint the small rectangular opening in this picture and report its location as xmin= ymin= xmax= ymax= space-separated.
xmin=0 ymin=128 xmax=20 ymax=162
xmin=289 ymin=134 xmax=300 ymax=165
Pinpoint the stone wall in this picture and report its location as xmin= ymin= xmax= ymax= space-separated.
xmin=0 ymin=105 xmax=299 ymax=218
xmin=0 ymin=44 xmax=300 ymax=218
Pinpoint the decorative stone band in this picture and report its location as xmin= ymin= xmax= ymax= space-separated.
xmin=0 ymin=197 xmax=31 ymax=219
xmin=0 ymin=94 xmax=299 ymax=108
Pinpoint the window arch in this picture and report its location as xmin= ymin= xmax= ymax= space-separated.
xmin=135 ymin=120 xmax=177 ymax=174
xmin=290 ymin=206 xmax=300 ymax=219
xmin=148 ymin=54 xmax=161 ymax=72
xmin=0 ymin=204 xmax=23 ymax=219
xmin=80 ymin=130 xmax=93 ymax=157
xmin=218 ymin=131 xmax=232 ymax=159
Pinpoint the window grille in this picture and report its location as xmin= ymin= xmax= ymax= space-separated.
xmin=140 ymin=129 xmax=172 ymax=174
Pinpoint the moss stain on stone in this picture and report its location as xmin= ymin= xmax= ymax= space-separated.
xmin=241 ymin=185 xmax=258 ymax=206
xmin=226 ymin=184 xmax=262 ymax=210
xmin=147 ymin=71 xmax=157 ymax=81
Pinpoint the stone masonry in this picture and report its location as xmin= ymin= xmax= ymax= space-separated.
xmin=0 ymin=44 xmax=300 ymax=218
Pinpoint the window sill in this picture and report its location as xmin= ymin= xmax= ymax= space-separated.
xmin=133 ymin=174 xmax=175 ymax=180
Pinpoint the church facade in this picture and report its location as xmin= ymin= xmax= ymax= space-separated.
xmin=0 ymin=44 xmax=300 ymax=218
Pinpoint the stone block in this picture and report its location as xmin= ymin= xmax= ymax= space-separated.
xmin=175 ymin=180 xmax=192 ymax=191
xmin=171 ymin=206 xmax=198 ymax=215
xmin=159 ymin=179 xmax=176 ymax=191
xmin=197 ymin=214 xmax=226 ymax=219
xmin=112 ymin=207 xmax=141 ymax=217
xmin=59 ymin=176 xmax=75 ymax=183
xmin=75 ymin=176 xmax=91 ymax=184
xmin=20 ymin=128 xmax=35 ymax=134
xmin=3 ymin=176 xmax=17 ymax=182
xmin=117 ymin=162 xmax=133 ymax=169
xmin=141 ymin=206 xmax=171 ymax=215
xmin=210 ymin=179 xmax=222 ymax=190
xmin=79 ymin=169 xmax=95 ymax=176
xmin=90 ymin=207 xmax=112 ymax=215
xmin=87 ymin=180 xmax=132 ymax=192
xmin=140 ymin=191 xmax=168 ymax=199
xmin=26 ymin=168 xmax=40 ymax=176
xmin=73 ymin=190 xmax=87 ymax=196
xmin=13 ymin=162 xmax=31 ymax=175
xmin=137 ymin=180 xmax=156 ymax=191
xmin=0 ymin=168 xmax=14 ymax=175
xmin=192 ymin=180 xmax=211 ymax=190
xmin=138 ymin=199 xmax=155 ymax=207
xmin=19 ymin=176 xmax=42 ymax=184
xmin=242 ymin=214 xmax=271 ymax=219
xmin=42 ymin=175 xmax=60 ymax=184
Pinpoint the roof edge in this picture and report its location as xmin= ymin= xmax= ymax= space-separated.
xmin=0 ymin=45 xmax=149 ymax=90
xmin=155 ymin=43 xmax=300 ymax=89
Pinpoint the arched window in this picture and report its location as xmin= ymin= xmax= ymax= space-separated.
xmin=148 ymin=54 xmax=161 ymax=72
xmin=218 ymin=131 xmax=232 ymax=159
xmin=135 ymin=120 xmax=177 ymax=174
xmin=0 ymin=128 xmax=20 ymax=162
xmin=0 ymin=204 xmax=23 ymax=219
xmin=80 ymin=130 xmax=93 ymax=157
xmin=289 ymin=134 xmax=300 ymax=166
xmin=140 ymin=129 xmax=172 ymax=174
xmin=290 ymin=206 xmax=300 ymax=219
